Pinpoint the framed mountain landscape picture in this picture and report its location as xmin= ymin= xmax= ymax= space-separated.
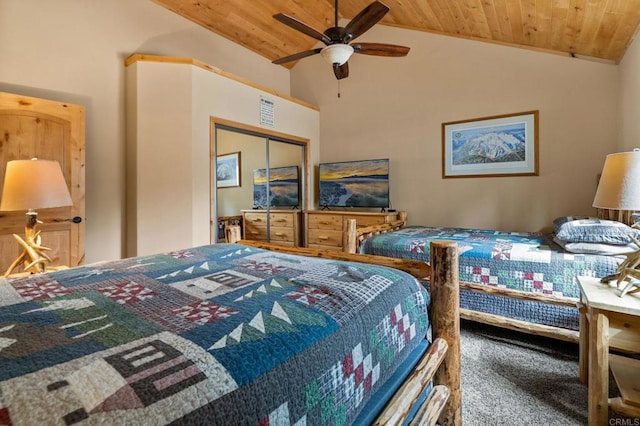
xmin=442 ymin=111 xmax=539 ymax=178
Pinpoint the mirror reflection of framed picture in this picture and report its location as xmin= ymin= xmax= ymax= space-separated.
xmin=216 ymin=151 xmax=241 ymax=188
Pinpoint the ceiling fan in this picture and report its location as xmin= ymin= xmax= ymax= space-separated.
xmin=272 ymin=0 xmax=410 ymax=80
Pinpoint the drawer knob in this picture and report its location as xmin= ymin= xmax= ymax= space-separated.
xmin=318 ymin=236 xmax=329 ymax=240
xmin=275 ymin=232 xmax=284 ymax=236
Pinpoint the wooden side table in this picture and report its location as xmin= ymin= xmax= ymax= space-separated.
xmin=577 ymin=276 xmax=640 ymax=425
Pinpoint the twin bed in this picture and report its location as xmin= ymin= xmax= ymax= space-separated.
xmin=348 ymin=213 xmax=621 ymax=342
xmin=0 ymin=232 xmax=461 ymax=425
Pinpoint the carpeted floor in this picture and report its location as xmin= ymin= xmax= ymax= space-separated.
xmin=459 ymin=320 xmax=633 ymax=425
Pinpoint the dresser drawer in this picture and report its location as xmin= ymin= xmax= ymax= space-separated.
xmin=243 ymin=224 xmax=296 ymax=243
xmin=308 ymin=229 xmax=343 ymax=247
xmin=269 ymin=213 xmax=294 ymax=228
xmin=244 ymin=212 xmax=268 ymax=226
xmin=270 ymin=226 xmax=296 ymax=243
xmin=244 ymin=224 xmax=267 ymax=241
xmin=308 ymin=214 xmax=342 ymax=230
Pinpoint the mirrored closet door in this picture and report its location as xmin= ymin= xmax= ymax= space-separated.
xmin=212 ymin=120 xmax=308 ymax=246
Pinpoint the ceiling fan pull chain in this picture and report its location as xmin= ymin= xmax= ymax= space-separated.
xmin=337 ymin=80 xmax=341 ymax=98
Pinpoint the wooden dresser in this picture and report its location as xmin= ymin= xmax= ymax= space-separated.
xmin=241 ymin=210 xmax=301 ymax=247
xmin=305 ymin=210 xmax=401 ymax=251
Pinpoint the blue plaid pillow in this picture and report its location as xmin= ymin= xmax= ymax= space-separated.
xmin=552 ymin=216 xmax=592 ymax=233
xmin=554 ymin=217 xmax=640 ymax=245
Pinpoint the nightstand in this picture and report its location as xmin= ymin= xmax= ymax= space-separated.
xmin=577 ymin=276 xmax=640 ymax=425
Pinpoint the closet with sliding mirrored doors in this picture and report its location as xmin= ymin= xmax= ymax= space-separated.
xmin=212 ymin=119 xmax=309 ymax=247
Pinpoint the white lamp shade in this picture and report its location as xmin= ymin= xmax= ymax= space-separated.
xmin=593 ymin=151 xmax=640 ymax=210
xmin=0 ymin=159 xmax=73 ymax=211
xmin=320 ymin=44 xmax=354 ymax=66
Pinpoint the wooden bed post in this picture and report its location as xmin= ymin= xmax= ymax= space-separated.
xmin=430 ymin=241 xmax=461 ymax=426
xmin=344 ymin=219 xmax=357 ymax=253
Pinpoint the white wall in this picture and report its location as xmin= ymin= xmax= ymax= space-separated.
xmin=291 ymin=25 xmax=619 ymax=232
xmin=0 ymin=0 xmax=290 ymax=262
xmin=128 ymin=60 xmax=319 ymax=256
xmin=619 ymin=34 xmax=640 ymax=152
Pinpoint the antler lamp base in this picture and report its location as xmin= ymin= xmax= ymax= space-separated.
xmin=3 ymin=210 xmax=52 ymax=277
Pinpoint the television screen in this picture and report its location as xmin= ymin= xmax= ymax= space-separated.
xmin=319 ymin=159 xmax=389 ymax=208
xmin=253 ymin=166 xmax=300 ymax=208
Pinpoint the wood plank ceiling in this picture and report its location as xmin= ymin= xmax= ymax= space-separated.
xmin=153 ymin=0 xmax=640 ymax=67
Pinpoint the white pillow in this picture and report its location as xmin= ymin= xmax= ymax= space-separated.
xmin=553 ymin=237 xmax=637 ymax=255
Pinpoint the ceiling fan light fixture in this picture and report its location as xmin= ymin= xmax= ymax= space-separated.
xmin=320 ymin=44 xmax=354 ymax=66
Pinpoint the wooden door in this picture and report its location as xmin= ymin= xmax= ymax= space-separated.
xmin=0 ymin=92 xmax=85 ymax=273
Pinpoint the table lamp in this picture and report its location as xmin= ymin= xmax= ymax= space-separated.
xmin=593 ymin=150 xmax=640 ymax=296
xmin=0 ymin=158 xmax=72 ymax=276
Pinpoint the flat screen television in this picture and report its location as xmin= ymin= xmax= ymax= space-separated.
xmin=253 ymin=165 xmax=300 ymax=208
xmin=319 ymin=158 xmax=389 ymax=208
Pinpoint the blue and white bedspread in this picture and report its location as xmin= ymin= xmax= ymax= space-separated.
xmin=360 ymin=226 xmax=621 ymax=299
xmin=0 ymin=243 xmax=429 ymax=425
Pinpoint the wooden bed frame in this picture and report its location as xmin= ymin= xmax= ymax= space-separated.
xmin=346 ymin=213 xmax=581 ymax=343
xmin=236 ymin=235 xmax=461 ymax=426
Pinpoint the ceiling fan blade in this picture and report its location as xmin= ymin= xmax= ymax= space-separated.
xmin=273 ymin=13 xmax=331 ymax=44
xmin=272 ymin=48 xmax=323 ymax=65
xmin=352 ymin=42 xmax=410 ymax=57
xmin=333 ymin=62 xmax=349 ymax=80
xmin=344 ymin=1 xmax=389 ymax=42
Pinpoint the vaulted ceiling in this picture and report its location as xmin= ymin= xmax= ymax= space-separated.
xmin=153 ymin=0 xmax=640 ymax=67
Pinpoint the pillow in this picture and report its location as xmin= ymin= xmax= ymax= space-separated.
xmin=552 ymin=216 xmax=592 ymax=234
xmin=553 ymin=217 xmax=640 ymax=245
xmin=553 ymin=237 xmax=638 ymax=255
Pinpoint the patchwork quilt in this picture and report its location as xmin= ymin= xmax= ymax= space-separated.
xmin=360 ymin=226 xmax=621 ymax=299
xmin=0 ymin=243 xmax=429 ymax=425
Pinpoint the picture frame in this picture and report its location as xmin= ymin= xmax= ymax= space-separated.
xmin=216 ymin=151 xmax=241 ymax=188
xmin=442 ymin=110 xmax=539 ymax=178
